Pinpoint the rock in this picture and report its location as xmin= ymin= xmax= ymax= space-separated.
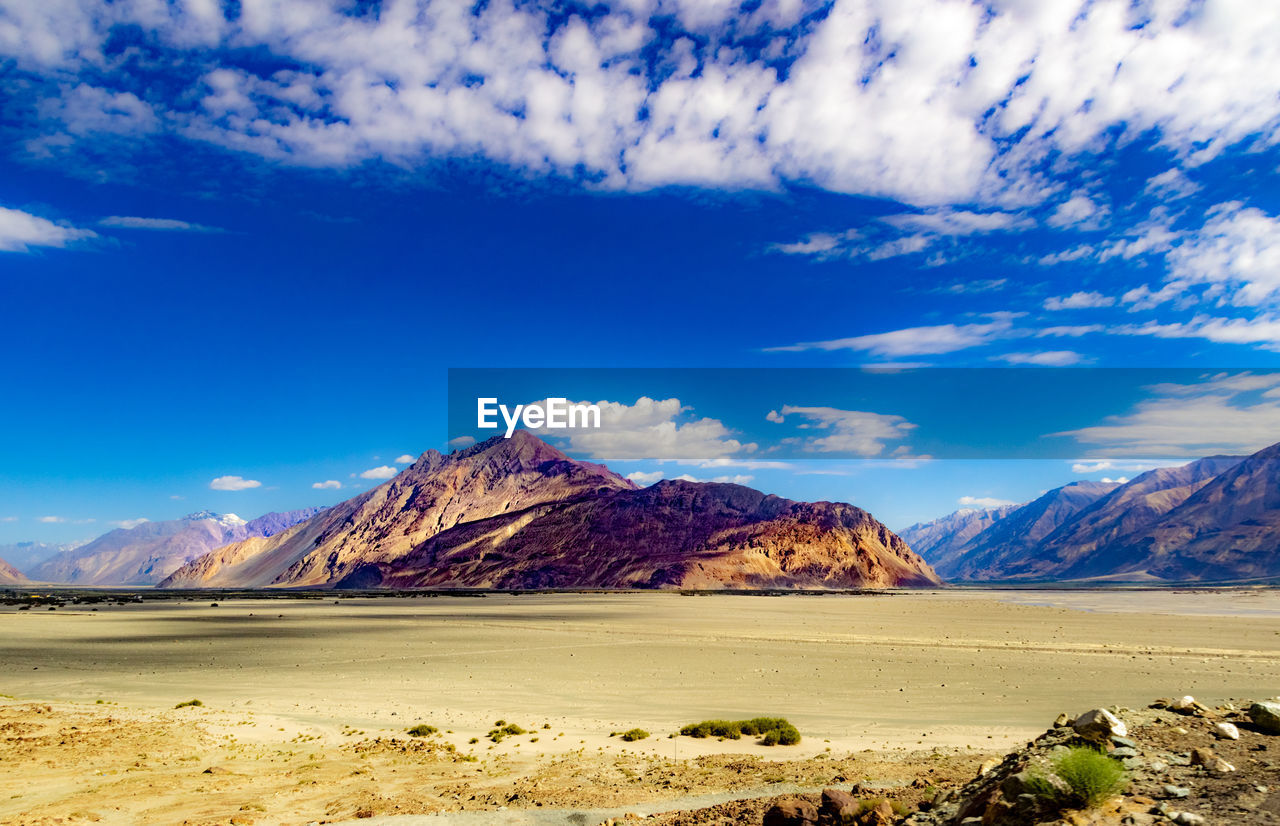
xmin=1190 ymin=748 xmax=1217 ymax=766
xmin=818 ymin=788 xmax=858 ymax=824
xmin=1054 ymin=713 xmax=1071 ymax=727
xmin=1072 ymin=708 xmax=1128 ymax=740
xmin=1214 ymin=722 xmax=1240 ymax=740
xmin=1110 ymin=746 xmax=1140 ymax=759
xmin=1249 ymin=701 xmax=1280 ymax=733
xmin=764 ymin=798 xmax=819 ymax=826
xmin=1170 ymin=813 xmax=1206 ymax=826
xmin=1162 ymin=785 xmax=1191 ymax=799
xmin=1170 ymin=696 xmax=1201 ymax=715
xmin=1111 ymin=736 xmax=1139 ymax=749
xmin=859 ymin=800 xmax=894 ymax=826
xmin=201 ymin=766 xmax=232 ymax=775
xmin=1208 ymin=757 xmax=1235 ymax=773
xmin=977 ymin=758 xmax=1001 ymax=775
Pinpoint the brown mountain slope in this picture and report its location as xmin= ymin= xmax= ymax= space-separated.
xmin=0 ymin=557 xmax=29 ymax=585
xmin=338 ymin=479 xmax=940 ymax=589
xmin=1101 ymin=442 xmax=1280 ymax=580
xmin=163 ymin=432 xmax=939 ymax=590
xmin=1028 ymin=455 xmax=1244 ymax=579
xmin=161 ymin=431 xmax=636 ymax=588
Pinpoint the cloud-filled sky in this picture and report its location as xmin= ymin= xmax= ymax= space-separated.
xmin=3 ymin=0 xmax=1280 ymax=545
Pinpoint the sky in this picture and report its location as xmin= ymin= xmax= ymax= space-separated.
xmin=3 ymin=0 xmax=1280 ymax=548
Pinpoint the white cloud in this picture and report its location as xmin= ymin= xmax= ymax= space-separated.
xmin=448 ymin=436 xmax=477 ymax=449
xmin=1099 ymin=476 xmax=1129 ymax=484
xmin=626 ymin=470 xmax=664 ymax=486
xmin=0 ymin=206 xmax=95 ymax=252
xmin=1056 ymin=372 xmax=1280 ymax=456
xmin=1044 ymin=291 xmax=1115 ymax=311
xmin=359 ymin=466 xmax=398 ymax=480
xmin=209 ymin=475 xmax=262 ymax=491
xmin=110 ymin=518 xmax=149 ymax=529
xmin=1070 ymin=460 xmax=1166 ymax=474
xmin=311 ymin=480 xmax=342 ymax=490
xmin=543 ymin=396 xmax=753 ymax=462
xmin=0 ymin=516 xmax=16 ymax=522
xmin=10 ymin=2 xmax=1280 ymax=207
xmin=1120 ymin=314 xmax=1280 ymax=351
xmin=958 ymin=495 xmax=1016 ymax=508
xmin=880 ymin=209 xmax=1031 ymax=236
xmin=37 ymin=515 xmax=64 ymax=523
xmin=99 ymin=216 xmax=221 ymax=232
xmin=1163 ymin=203 xmax=1280 ymax=308
xmin=769 ymin=314 xmax=1018 ymax=357
xmin=768 ymin=405 xmax=916 ymax=457
xmin=1047 ymin=193 xmax=1107 ymax=229
xmin=771 ymin=210 xmax=1027 ymax=262
xmin=1144 ymin=169 xmax=1200 ymax=201
xmin=393 ymin=454 xmax=416 ymax=464
xmin=994 ymin=350 xmax=1085 ymax=366
xmin=672 ymin=473 xmax=755 ymax=485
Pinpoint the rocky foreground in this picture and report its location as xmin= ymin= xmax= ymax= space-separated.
xmin=663 ymin=697 xmax=1280 ymax=826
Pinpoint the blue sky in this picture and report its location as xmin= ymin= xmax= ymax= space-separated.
xmin=3 ymin=0 xmax=1280 ymax=546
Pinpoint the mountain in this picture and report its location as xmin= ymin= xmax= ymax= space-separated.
xmin=0 ymin=541 xmax=85 ymax=574
xmin=927 ymin=480 xmax=1120 ymax=579
xmin=162 ymin=431 xmax=940 ymax=590
xmin=31 ymin=507 xmax=325 ymax=586
xmin=898 ymin=505 xmax=1019 ymax=564
xmin=0 ymin=556 xmax=29 ymax=585
xmin=1099 ymin=444 xmax=1280 ymax=580
xmin=1026 ymin=455 xmax=1244 ymax=579
xmin=907 ymin=443 xmax=1280 ymax=582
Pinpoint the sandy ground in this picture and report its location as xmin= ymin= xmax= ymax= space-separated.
xmin=2 ymin=589 xmax=1279 ymax=824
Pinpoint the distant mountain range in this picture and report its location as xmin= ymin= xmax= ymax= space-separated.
xmin=30 ymin=508 xmax=325 ymax=586
xmin=900 ymin=442 xmax=1280 ymax=582
xmin=162 ymin=431 xmax=940 ymax=590
xmin=0 ymin=540 xmax=86 ymax=576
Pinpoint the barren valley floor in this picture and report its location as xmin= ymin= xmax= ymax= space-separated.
xmin=1 ymin=589 xmax=1278 ymax=824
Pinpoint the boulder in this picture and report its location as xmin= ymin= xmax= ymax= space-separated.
xmin=1249 ymin=700 xmax=1280 ymax=733
xmin=765 ymin=798 xmax=819 ymax=826
xmin=1214 ymin=722 xmax=1240 ymax=740
xmin=819 ymin=789 xmax=859 ymax=825
xmin=1071 ymin=708 xmax=1128 ymax=740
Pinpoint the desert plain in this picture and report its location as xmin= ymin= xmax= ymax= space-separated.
xmin=1 ymin=588 xmax=1278 ymax=825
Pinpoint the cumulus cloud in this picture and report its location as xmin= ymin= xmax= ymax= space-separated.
xmin=767 ymin=405 xmax=916 ymax=456
xmin=7 ymin=1 xmax=1280 ymax=207
xmin=626 ymin=470 xmax=664 ymax=487
xmin=311 ymin=480 xmax=342 ymax=490
xmin=1099 ymin=476 xmax=1129 ymax=484
xmin=99 ymin=216 xmax=221 ymax=232
xmin=1056 ymin=372 xmax=1280 ymax=456
xmin=546 ymin=397 xmax=753 ymax=462
xmin=209 ymin=475 xmax=261 ymax=491
xmin=1144 ymin=169 xmax=1200 ymax=201
xmin=0 ymin=206 xmax=95 ymax=252
xmin=958 ymin=495 xmax=1016 ymax=508
xmin=359 ymin=466 xmax=398 ymax=480
xmin=1044 ymin=291 xmax=1115 ymax=311
xmin=1047 ymin=193 xmax=1107 ymax=229
xmin=393 ymin=454 xmax=415 ymax=464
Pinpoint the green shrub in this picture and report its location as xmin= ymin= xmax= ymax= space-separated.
xmin=679 ymin=717 xmax=800 ymax=745
xmin=487 ymin=723 xmax=527 ymax=743
xmin=620 ymin=728 xmax=649 ymax=742
xmin=174 ymin=699 xmax=203 ymax=709
xmin=407 ymin=724 xmax=437 ymax=737
xmin=1028 ymin=746 xmax=1127 ymax=809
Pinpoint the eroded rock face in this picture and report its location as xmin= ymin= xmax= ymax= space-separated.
xmin=1248 ymin=701 xmax=1280 ymax=733
xmin=0 ymin=556 xmax=28 ymax=585
xmin=162 ymin=432 xmax=941 ymax=591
